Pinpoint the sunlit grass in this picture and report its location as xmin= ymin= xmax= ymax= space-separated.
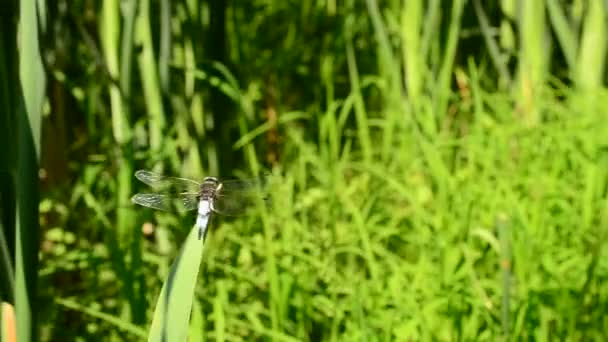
xmin=9 ymin=0 xmax=607 ymax=341
xmin=147 ymin=226 xmax=204 ymax=342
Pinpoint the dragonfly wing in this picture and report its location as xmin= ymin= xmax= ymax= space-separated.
xmin=131 ymin=193 xmax=199 ymax=212
xmin=211 ymin=193 xmax=269 ymax=216
xmin=218 ymin=175 xmax=269 ymax=193
xmin=211 ymin=175 xmax=270 ymax=216
xmin=134 ymin=170 xmax=201 ymax=194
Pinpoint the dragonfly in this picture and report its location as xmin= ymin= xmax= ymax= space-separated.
xmin=131 ymin=170 xmax=268 ymax=240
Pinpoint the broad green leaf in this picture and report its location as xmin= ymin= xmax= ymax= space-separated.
xmin=148 ymin=227 xmax=205 ymax=342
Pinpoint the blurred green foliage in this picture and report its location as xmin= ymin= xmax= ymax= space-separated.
xmin=2 ymin=0 xmax=608 ymax=341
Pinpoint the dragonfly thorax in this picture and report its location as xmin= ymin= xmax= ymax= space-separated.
xmin=199 ymin=177 xmax=220 ymax=200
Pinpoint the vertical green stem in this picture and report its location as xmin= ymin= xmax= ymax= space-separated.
xmin=365 ymin=0 xmax=402 ymax=162
xmin=497 ymin=214 xmax=512 ymax=340
xmin=239 ymin=114 xmax=281 ymax=332
xmin=159 ymin=0 xmax=171 ymax=95
xmin=575 ymin=0 xmax=606 ymax=90
xmin=101 ymin=0 xmax=129 ymax=145
xmin=346 ymin=39 xmax=372 ymax=164
xmin=101 ymin=0 xmax=141 ymax=325
xmin=15 ymin=0 xmax=46 ymax=340
xmin=137 ymin=0 xmax=166 ymax=153
xmin=518 ymin=0 xmax=546 ymax=126
xmin=401 ymin=0 xmax=422 ymax=107
xmin=435 ymin=0 xmax=464 ymax=125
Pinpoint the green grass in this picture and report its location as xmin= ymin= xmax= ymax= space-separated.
xmin=147 ymin=226 xmax=205 ymax=342
xmin=2 ymin=0 xmax=608 ymax=341
xmin=0 ymin=1 xmax=46 ymax=342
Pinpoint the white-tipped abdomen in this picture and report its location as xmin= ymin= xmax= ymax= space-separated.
xmin=196 ymin=200 xmax=212 ymax=240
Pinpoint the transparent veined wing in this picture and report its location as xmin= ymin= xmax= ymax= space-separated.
xmin=210 ymin=176 xmax=269 ymax=216
xmin=211 ymin=193 xmax=269 ymax=216
xmin=134 ymin=170 xmax=201 ymax=194
xmin=217 ymin=175 xmax=270 ymax=193
xmin=131 ymin=193 xmax=199 ymax=212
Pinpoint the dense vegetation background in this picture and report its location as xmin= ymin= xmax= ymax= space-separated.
xmin=2 ymin=0 xmax=608 ymax=340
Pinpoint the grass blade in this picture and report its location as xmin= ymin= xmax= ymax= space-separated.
xmin=546 ymin=0 xmax=577 ymax=72
xmin=137 ymin=0 xmax=166 ymax=153
xmin=345 ymin=38 xmax=372 ymax=164
xmin=401 ymin=0 xmax=423 ymax=105
xmin=148 ymin=226 xmax=205 ymax=342
xmin=575 ymin=0 xmax=606 ymax=89
xmin=518 ymin=0 xmax=546 ymax=126
xmin=16 ymin=0 xmax=45 ymax=340
xmin=435 ymin=0 xmax=465 ymax=123
xmin=0 ymin=0 xmax=17 ymax=314
xmin=55 ymin=298 xmax=147 ymax=339
xmin=497 ymin=214 xmax=512 ymax=340
xmin=472 ymin=0 xmax=512 ymax=87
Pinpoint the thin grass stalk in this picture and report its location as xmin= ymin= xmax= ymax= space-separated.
xmin=101 ymin=0 xmax=129 ymax=145
xmin=499 ymin=0 xmax=516 ymax=70
xmin=120 ymin=0 xmax=137 ymax=96
xmin=240 ymin=118 xmax=281 ymax=332
xmin=168 ymin=56 xmax=202 ymax=176
xmin=345 ymin=39 xmax=372 ymax=164
xmin=137 ymin=0 xmax=166 ymax=154
xmin=120 ymin=0 xmax=147 ymax=324
xmin=365 ymin=0 xmax=402 ymax=162
xmin=319 ymin=54 xmax=342 ymax=184
xmin=100 ymin=0 xmax=134 ymax=243
xmin=467 ymin=59 xmax=484 ymax=126
xmin=341 ymin=196 xmax=378 ymax=282
xmin=435 ymin=0 xmax=464 ymax=125
xmin=212 ymin=280 xmax=227 ymax=341
xmin=363 ymin=0 xmax=397 ymax=83
xmin=320 ymin=54 xmax=339 ymax=163
xmin=319 ymin=103 xmax=340 ymax=171
xmin=55 ymin=299 xmax=147 ymax=339
xmin=497 ymin=214 xmax=511 ymax=340
xmin=420 ymin=0 xmax=440 ymax=67
xmin=180 ymin=7 xmax=213 ymax=175
xmin=546 ymin=0 xmax=577 ymax=72
xmin=182 ymin=12 xmax=197 ymax=100
xmin=575 ymin=0 xmax=606 ymax=90
xmin=401 ymin=0 xmax=422 ymax=107
xmin=472 ymin=0 xmax=512 ymax=88
xmin=100 ymin=0 xmax=140 ymax=326
xmin=116 ymin=166 xmax=138 ymax=325
xmin=518 ymin=0 xmax=546 ymax=126
xmin=321 ymin=54 xmax=335 ymax=109
xmin=575 ymin=155 xmax=608 ymax=336
xmin=158 ymin=0 xmax=171 ymax=95
xmin=185 ymin=74 xmax=205 ymax=178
